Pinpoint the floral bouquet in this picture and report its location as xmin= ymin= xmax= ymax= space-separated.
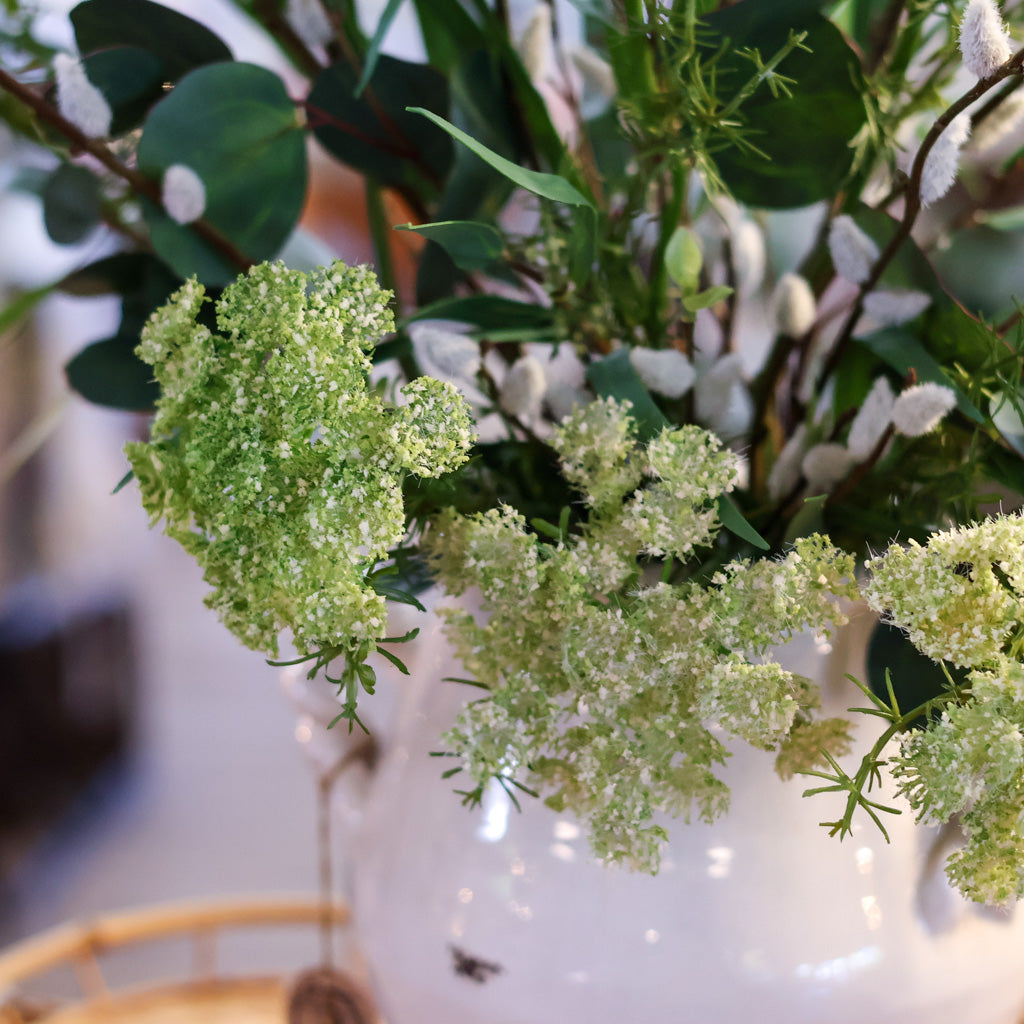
xmin=3 ymin=0 xmax=1024 ymax=908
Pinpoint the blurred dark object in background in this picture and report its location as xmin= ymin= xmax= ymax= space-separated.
xmin=0 ymin=578 xmax=137 ymax=875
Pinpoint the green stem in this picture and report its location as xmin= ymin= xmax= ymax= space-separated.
xmin=647 ymin=163 xmax=686 ymax=344
xmin=365 ymin=179 xmax=398 ymax=304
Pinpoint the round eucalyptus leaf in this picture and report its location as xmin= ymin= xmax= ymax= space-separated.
xmin=82 ymin=46 xmax=166 ymax=135
xmin=71 ymin=0 xmax=232 ymax=81
xmin=65 ymin=334 xmax=160 ymax=410
xmin=42 ymin=164 xmax=101 ymax=245
xmin=137 ymin=62 xmax=307 ymax=285
xmin=308 ymin=55 xmax=453 ymax=198
xmin=702 ymin=5 xmax=867 ymax=208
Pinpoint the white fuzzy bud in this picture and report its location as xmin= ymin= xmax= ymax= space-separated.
xmin=518 ymin=4 xmax=555 ymax=81
xmin=848 ymin=377 xmax=896 ymax=460
xmin=570 ymin=46 xmax=616 ymax=99
xmin=629 ymin=346 xmax=696 ymax=399
xmin=771 ymin=272 xmax=817 ymax=337
xmin=285 ymin=0 xmax=334 ymax=49
xmin=545 ymin=382 xmax=591 ymax=422
xmin=828 ymin=215 xmax=879 ymax=284
xmin=53 ymin=53 xmax=112 ymax=138
xmin=767 ymin=424 xmax=808 ymax=501
xmin=971 ymin=91 xmax=1024 ymax=152
xmin=500 ymin=355 xmax=547 ymax=419
xmin=801 ymin=443 xmax=855 ymax=492
xmin=960 ymin=0 xmax=1012 ymax=79
xmin=891 ymin=382 xmax=957 ymax=436
xmin=732 ymin=220 xmax=766 ymax=293
xmin=162 ymin=164 xmax=207 ymax=224
xmin=695 ymin=353 xmax=752 ymax=441
xmin=861 ymin=288 xmax=932 ymax=328
xmin=410 ymin=325 xmax=480 ymax=381
xmin=920 ymin=114 xmax=971 ymax=206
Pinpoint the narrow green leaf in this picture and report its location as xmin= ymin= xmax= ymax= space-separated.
xmin=407 ymin=107 xmax=593 ymax=209
xmin=586 ymin=348 xmax=668 ymax=441
xmin=396 ymin=220 xmax=503 ymax=271
xmin=0 ymin=284 xmax=54 ymax=334
xmin=111 ymin=467 xmax=134 ymax=494
xmin=682 ymin=284 xmax=733 ymax=313
xmin=375 ymin=645 xmax=410 ymax=675
xmin=716 ymin=494 xmax=770 ymax=550
xmin=355 ymin=0 xmax=407 ymax=96
xmin=407 ymin=294 xmax=555 ymax=331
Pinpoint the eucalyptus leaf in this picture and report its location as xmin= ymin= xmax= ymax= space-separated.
xmin=82 ymin=46 xmax=165 ymax=134
xmin=309 ymin=57 xmax=453 ymax=198
xmin=700 ymin=6 xmax=867 ymax=208
xmin=42 ymin=164 xmax=101 ymax=245
xmin=71 ymin=0 xmax=232 ymax=80
xmin=586 ymin=348 xmax=668 ymax=441
xmin=396 ymin=220 xmax=503 ymax=271
xmin=138 ymin=62 xmax=306 ymax=284
xmin=65 ymin=335 xmax=159 ymax=410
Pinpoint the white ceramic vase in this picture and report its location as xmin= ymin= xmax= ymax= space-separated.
xmin=315 ymin=606 xmax=1024 ymax=1024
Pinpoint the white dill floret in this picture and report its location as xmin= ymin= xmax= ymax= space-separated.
xmin=847 ymin=377 xmax=895 ymax=460
xmin=960 ymin=0 xmax=1012 ymax=79
xmin=126 ymin=259 xmax=475 ymax=658
xmin=863 ymin=512 xmax=1024 ymax=668
xmin=920 ymin=113 xmax=971 ymax=206
xmin=500 ymin=354 xmax=547 ymax=419
xmin=766 ymin=423 xmax=808 ymax=501
xmin=517 ymin=3 xmax=554 ymax=81
xmin=698 ymin=659 xmax=800 ymax=749
xmin=629 ymin=346 xmax=696 ymax=399
xmin=161 ymin=164 xmax=207 ymax=225
xmin=861 ymin=288 xmax=932 ymax=328
xmin=891 ymin=381 xmax=957 ymax=436
xmin=285 ymin=0 xmax=334 ymax=49
xmin=53 ymin=53 xmax=112 ymax=138
xmin=771 ymin=272 xmax=816 ymax=337
xmin=410 ymin=324 xmax=480 ymax=381
xmin=801 ymin=443 xmax=855 ymax=492
xmin=828 ymin=215 xmax=878 ymax=284
xmin=732 ymin=220 xmax=766 ymax=293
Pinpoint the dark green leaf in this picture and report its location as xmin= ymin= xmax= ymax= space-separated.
xmin=716 ymin=493 xmax=770 ymax=550
xmin=701 ymin=7 xmax=867 ymax=208
xmin=585 ymin=348 xmax=668 ymax=441
xmin=396 ymin=219 xmax=503 ymax=271
xmin=866 ymin=621 xmax=965 ymax=727
xmin=82 ymin=46 xmax=165 ymax=134
xmin=355 ymin=0 xmax=407 ymax=96
xmin=42 ymin=164 xmax=101 ymax=245
xmin=856 ymin=328 xmax=984 ymax=423
xmin=412 ymin=0 xmax=486 ymax=71
xmin=309 ymin=57 xmax=453 ymax=198
xmin=409 ymin=106 xmax=592 ymax=208
xmin=71 ymin=0 xmax=232 ymax=80
xmin=138 ymin=62 xmax=307 ymax=284
xmin=407 ymin=294 xmax=555 ymax=331
xmin=59 ymin=252 xmax=177 ymax=298
xmin=65 ymin=335 xmax=159 ymax=410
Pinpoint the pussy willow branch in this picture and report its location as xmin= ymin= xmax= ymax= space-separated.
xmin=0 ymin=67 xmax=252 ymax=273
xmin=815 ymin=48 xmax=1024 ymax=393
xmin=252 ymin=0 xmax=325 ymax=78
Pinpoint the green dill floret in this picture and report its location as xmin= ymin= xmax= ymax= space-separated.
xmin=126 ymin=260 xmax=474 ymax=659
xmin=864 ymin=513 xmax=1024 ymax=668
xmin=427 ymin=398 xmax=856 ymax=871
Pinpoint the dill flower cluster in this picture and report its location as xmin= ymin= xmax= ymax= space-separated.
xmin=866 ymin=514 xmax=1024 ymax=903
xmin=126 ymin=260 xmax=475 ymax=661
xmin=426 ymin=398 xmax=858 ymax=871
